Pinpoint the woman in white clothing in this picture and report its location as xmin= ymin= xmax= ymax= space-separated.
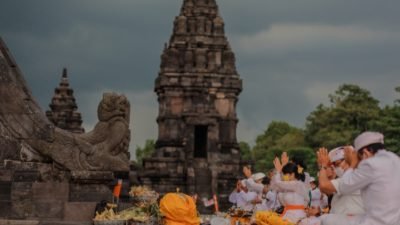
xmin=271 ymin=154 xmax=310 ymax=224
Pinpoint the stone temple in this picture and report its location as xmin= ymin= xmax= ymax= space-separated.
xmin=139 ymin=0 xmax=244 ymax=210
xmin=46 ymin=68 xmax=85 ymax=134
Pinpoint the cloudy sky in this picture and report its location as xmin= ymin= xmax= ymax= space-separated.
xmin=1 ymin=0 xmax=400 ymax=158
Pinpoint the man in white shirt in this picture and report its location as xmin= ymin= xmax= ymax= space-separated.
xmin=228 ymin=179 xmax=257 ymax=211
xmin=319 ymin=132 xmax=400 ymax=225
xmin=318 ymin=146 xmax=364 ymax=218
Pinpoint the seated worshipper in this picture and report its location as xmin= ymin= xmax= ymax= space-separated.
xmin=243 ymin=168 xmax=270 ymax=211
xmin=309 ymin=177 xmax=328 ymax=209
xmin=229 ymin=179 xmax=258 ymax=211
xmin=270 ymin=153 xmax=309 ymax=224
xmin=318 ymin=132 xmax=400 ymax=225
xmin=317 ymin=146 xmax=365 ymax=218
xmin=160 ymin=193 xmax=200 ymax=225
xmin=264 ymin=187 xmax=282 ymax=211
xmin=298 ymin=204 xmax=322 ymax=225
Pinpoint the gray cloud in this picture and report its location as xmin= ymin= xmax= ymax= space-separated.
xmin=1 ymin=0 xmax=400 ymax=154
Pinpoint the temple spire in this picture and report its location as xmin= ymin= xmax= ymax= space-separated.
xmin=160 ymin=0 xmax=236 ymax=75
xmin=46 ymin=68 xmax=84 ymax=133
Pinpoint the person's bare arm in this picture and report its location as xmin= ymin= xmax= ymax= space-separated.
xmin=317 ymin=148 xmax=337 ymax=195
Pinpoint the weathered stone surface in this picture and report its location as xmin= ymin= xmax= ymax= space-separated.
xmin=140 ymin=0 xmax=244 ymax=212
xmin=33 ymin=200 xmax=64 ymax=219
xmin=10 ymin=182 xmax=34 ymax=219
xmin=69 ymin=184 xmax=112 ymax=202
xmin=0 ymin=182 xmax=11 ymax=201
xmin=0 ymin=220 xmax=39 ymax=225
xmin=0 ymin=201 xmax=11 ymax=218
xmin=63 ymin=202 xmax=96 ymax=221
xmin=0 ymin=38 xmax=132 ymax=221
xmin=32 ymin=182 xmax=69 ymax=201
xmin=0 ymin=38 xmax=131 ymax=172
xmin=46 ymin=68 xmax=85 ymax=134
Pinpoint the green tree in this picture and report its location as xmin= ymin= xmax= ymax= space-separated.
xmin=372 ymin=87 xmax=400 ymax=154
xmin=305 ymin=84 xmax=381 ymax=149
xmin=135 ymin=139 xmax=155 ymax=166
xmin=252 ymin=121 xmax=307 ymax=172
xmin=239 ymin=141 xmax=253 ymax=161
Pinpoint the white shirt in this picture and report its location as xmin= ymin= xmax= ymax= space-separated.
xmin=264 ymin=190 xmax=281 ymax=211
xmin=337 ymin=150 xmax=400 ymax=225
xmin=228 ymin=190 xmax=257 ymax=211
xmin=310 ymin=188 xmax=329 ymax=208
xmin=271 ymin=172 xmax=309 ymax=223
xmin=330 ymin=178 xmax=364 ymax=215
xmin=298 ymin=216 xmax=321 ymax=225
xmin=244 ymin=178 xmax=267 ymax=211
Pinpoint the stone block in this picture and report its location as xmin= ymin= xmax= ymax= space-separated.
xmin=10 ymin=182 xmax=33 ymax=219
xmin=70 ymin=171 xmax=114 ymax=183
xmin=12 ymin=171 xmax=39 ymax=182
xmin=0 ymin=169 xmax=12 ymax=182
xmin=0 ymin=200 xmax=11 ymax=218
xmin=63 ymin=202 xmax=96 ymax=221
xmin=69 ymin=184 xmax=112 ymax=202
xmin=33 ymin=200 xmax=64 ymax=219
xmin=0 ymin=220 xmax=39 ymax=225
xmin=0 ymin=182 xmax=11 ymax=201
xmin=32 ymin=182 xmax=69 ymax=202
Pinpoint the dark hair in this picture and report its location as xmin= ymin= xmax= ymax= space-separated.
xmin=291 ymin=156 xmax=307 ymax=171
xmin=282 ymin=162 xmax=306 ymax=182
xmin=365 ymin=143 xmax=385 ymax=154
xmin=262 ymin=176 xmax=271 ymax=185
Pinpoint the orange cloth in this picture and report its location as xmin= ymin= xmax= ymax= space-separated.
xmin=112 ymin=181 xmax=122 ymax=197
xmin=280 ymin=205 xmax=305 ymax=218
xmin=160 ymin=193 xmax=200 ymax=225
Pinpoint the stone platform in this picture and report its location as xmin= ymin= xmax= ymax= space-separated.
xmin=0 ymin=160 xmax=133 ymax=223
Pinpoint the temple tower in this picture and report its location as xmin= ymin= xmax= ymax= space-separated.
xmin=46 ymin=68 xmax=84 ymax=133
xmin=141 ymin=0 xmax=242 ymax=210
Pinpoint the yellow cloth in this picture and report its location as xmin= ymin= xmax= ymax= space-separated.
xmin=255 ymin=211 xmax=294 ymax=225
xmin=160 ymin=193 xmax=200 ymax=225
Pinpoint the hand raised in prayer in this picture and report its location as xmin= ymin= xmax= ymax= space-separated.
xmin=281 ymin=152 xmax=289 ymax=166
xmin=344 ymin=146 xmax=359 ymax=169
xmin=317 ymin=147 xmax=330 ymax=167
xmin=273 ymin=157 xmax=283 ymax=172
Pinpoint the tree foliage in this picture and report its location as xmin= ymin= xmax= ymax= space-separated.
xmin=252 ymin=121 xmax=308 ymax=172
xmin=239 ymin=141 xmax=253 ymax=161
xmin=305 ymin=84 xmax=381 ymax=149
xmin=372 ymin=87 xmax=400 ymax=154
xmin=135 ymin=139 xmax=155 ymax=166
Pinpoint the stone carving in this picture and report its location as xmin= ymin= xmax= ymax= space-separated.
xmin=176 ymin=16 xmax=187 ymax=34
xmin=0 ymin=38 xmax=131 ymax=172
xmin=188 ymin=19 xmax=196 ymax=33
xmin=195 ymin=48 xmax=207 ymax=71
xmin=223 ymin=50 xmax=237 ymax=74
xmin=213 ymin=16 xmax=224 ymax=35
xmin=0 ymin=56 xmax=11 ymax=83
xmin=163 ymin=48 xmax=180 ymax=72
xmin=205 ymin=19 xmax=213 ymax=34
xmin=27 ymin=93 xmax=131 ymax=171
xmin=46 ymin=68 xmax=85 ymax=133
xmin=207 ymin=51 xmax=216 ymax=72
xmin=184 ymin=49 xmax=194 ymax=71
xmin=197 ymin=17 xmax=205 ymax=34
